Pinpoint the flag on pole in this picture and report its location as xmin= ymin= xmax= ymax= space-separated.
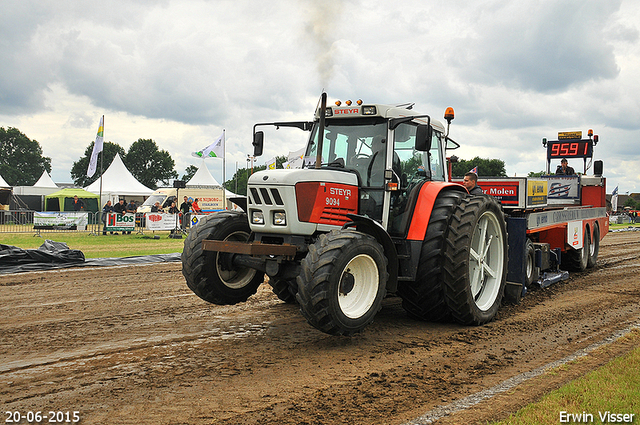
xmin=469 ymin=166 xmax=478 ymax=174
xmin=611 ymin=185 xmax=619 ymax=213
xmin=286 ymin=147 xmax=305 ymax=169
xmin=192 ymin=132 xmax=225 ymax=159
xmin=266 ymin=157 xmax=277 ymax=170
xmin=87 ymin=115 xmax=104 ymax=177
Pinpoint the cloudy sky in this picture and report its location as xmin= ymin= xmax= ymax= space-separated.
xmin=1 ymin=0 xmax=639 ymax=194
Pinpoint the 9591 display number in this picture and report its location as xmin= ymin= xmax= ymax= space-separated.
xmin=5 ymin=411 xmax=80 ymax=423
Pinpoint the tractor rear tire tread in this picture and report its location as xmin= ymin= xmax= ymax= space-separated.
xmin=397 ymin=190 xmax=466 ymax=322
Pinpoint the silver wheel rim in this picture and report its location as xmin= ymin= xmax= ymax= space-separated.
xmin=215 ymin=230 xmax=257 ymax=289
xmin=338 ymin=254 xmax=379 ymax=319
xmin=469 ymin=211 xmax=505 ymax=311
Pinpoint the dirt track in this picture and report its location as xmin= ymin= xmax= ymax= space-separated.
xmin=1 ymin=231 xmax=640 ymax=425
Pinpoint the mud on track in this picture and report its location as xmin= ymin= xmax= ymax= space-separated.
xmin=1 ymin=231 xmax=640 ymax=424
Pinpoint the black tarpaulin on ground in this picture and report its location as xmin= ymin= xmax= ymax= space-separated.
xmin=1 ymin=240 xmax=85 ymax=266
xmin=0 ymin=240 xmax=180 ymax=275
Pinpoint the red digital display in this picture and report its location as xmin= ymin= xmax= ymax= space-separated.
xmin=547 ymin=140 xmax=593 ymax=159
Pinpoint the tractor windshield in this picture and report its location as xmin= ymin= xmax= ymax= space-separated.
xmin=307 ymin=117 xmax=388 ymax=186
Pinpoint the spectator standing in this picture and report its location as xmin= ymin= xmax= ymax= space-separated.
xmin=72 ymin=195 xmax=85 ymax=211
xmin=125 ymin=200 xmax=137 ymax=234
xmin=168 ymin=201 xmax=179 ymax=214
xmin=151 ymin=201 xmax=164 ymax=213
xmin=168 ymin=201 xmax=180 ymax=234
xmin=102 ymin=200 xmax=114 ymax=235
xmin=191 ymin=198 xmax=202 ymax=214
xmin=180 ymin=196 xmax=192 ymax=229
xmin=113 ymin=199 xmax=127 ymax=235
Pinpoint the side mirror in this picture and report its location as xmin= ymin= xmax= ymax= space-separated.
xmin=253 ymin=131 xmax=264 ymax=157
xmin=594 ymin=160 xmax=603 ymax=177
xmin=415 ymin=125 xmax=432 ymax=151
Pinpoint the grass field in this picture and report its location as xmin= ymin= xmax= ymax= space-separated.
xmin=610 ymin=222 xmax=640 ymax=230
xmin=1 ymin=231 xmax=185 ymax=258
xmin=492 ymin=330 xmax=640 ymax=424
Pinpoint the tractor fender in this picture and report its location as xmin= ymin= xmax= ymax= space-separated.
xmin=343 ymin=213 xmax=398 ymax=293
xmin=406 ymin=182 xmax=468 ymax=241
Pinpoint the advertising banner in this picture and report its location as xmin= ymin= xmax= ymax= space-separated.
xmin=104 ymin=213 xmax=136 ymax=232
xmin=477 ymin=180 xmax=521 ymax=206
xmin=34 ymin=212 xmax=89 ymax=230
xmin=189 ymin=214 xmax=207 ymax=227
xmin=567 ymin=220 xmax=584 ymax=249
xmin=526 ymin=179 xmax=548 ymax=207
xmin=547 ymin=176 xmax=580 ymax=200
xmin=145 ymin=213 xmax=180 ymax=231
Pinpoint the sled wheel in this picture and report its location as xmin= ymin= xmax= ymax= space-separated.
xmin=181 ymin=211 xmax=264 ymax=305
xmin=442 ymin=195 xmax=508 ymax=325
xmin=587 ymin=224 xmax=600 ymax=268
xmin=297 ymin=230 xmax=388 ymax=336
xmin=525 ymin=239 xmax=539 ymax=287
xmin=564 ymin=226 xmax=590 ymax=272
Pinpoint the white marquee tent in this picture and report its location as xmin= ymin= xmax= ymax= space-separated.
xmin=0 ymin=174 xmax=9 ymax=187
xmin=186 ymin=161 xmax=244 ymax=210
xmin=33 ymin=171 xmax=58 ymax=188
xmin=84 ymin=154 xmax=153 ymax=205
xmin=186 ymin=161 xmax=222 ymax=187
xmin=12 ymin=171 xmax=60 ymax=210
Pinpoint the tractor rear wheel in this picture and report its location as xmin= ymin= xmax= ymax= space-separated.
xmin=397 ymin=190 xmax=465 ymax=322
xmin=296 ymin=230 xmax=388 ymax=336
xmin=442 ymin=195 xmax=508 ymax=325
xmin=181 ymin=211 xmax=264 ymax=305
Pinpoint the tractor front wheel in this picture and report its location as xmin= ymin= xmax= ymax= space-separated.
xmin=296 ymin=230 xmax=388 ymax=336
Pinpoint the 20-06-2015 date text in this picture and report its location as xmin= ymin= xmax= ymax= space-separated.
xmin=5 ymin=411 xmax=80 ymax=423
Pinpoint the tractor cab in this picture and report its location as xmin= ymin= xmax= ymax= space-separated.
xmin=250 ymin=96 xmax=452 ymax=236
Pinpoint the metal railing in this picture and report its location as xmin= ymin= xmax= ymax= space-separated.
xmin=0 ymin=210 xmax=150 ymax=236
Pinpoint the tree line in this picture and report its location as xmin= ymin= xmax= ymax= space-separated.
xmin=2 ymin=126 xmax=509 ymax=191
xmin=0 ymin=127 xmax=190 ymax=189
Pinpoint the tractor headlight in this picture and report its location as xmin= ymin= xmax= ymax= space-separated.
xmin=251 ymin=210 xmax=265 ymax=225
xmin=273 ymin=212 xmax=286 ymax=226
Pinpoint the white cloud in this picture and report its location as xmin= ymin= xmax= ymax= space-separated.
xmin=0 ymin=0 xmax=638 ymax=194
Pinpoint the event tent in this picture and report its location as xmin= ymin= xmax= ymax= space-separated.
xmin=0 ymin=175 xmax=11 ymax=210
xmin=45 ymin=188 xmax=100 ymax=212
xmin=84 ymin=154 xmax=153 ymax=205
xmin=12 ymin=172 xmax=59 ymax=210
xmin=33 ymin=171 xmax=58 ymax=188
xmin=186 ymin=161 xmax=222 ymax=187
xmin=185 ymin=162 xmax=245 ymax=209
